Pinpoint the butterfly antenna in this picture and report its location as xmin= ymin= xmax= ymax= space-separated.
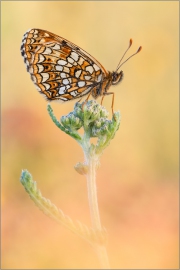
xmin=115 ymin=39 xmax=133 ymax=72
xmin=116 ymin=45 xmax=142 ymax=72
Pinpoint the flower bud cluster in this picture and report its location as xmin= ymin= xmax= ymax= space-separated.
xmin=48 ymin=100 xmax=120 ymax=155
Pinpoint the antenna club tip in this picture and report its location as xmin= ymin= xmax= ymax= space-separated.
xmin=129 ymin=39 xmax=133 ymax=46
xmin=137 ymin=46 xmax=142 ymax=53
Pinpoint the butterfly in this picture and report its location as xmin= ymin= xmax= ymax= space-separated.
xmin=20 ymin=29 xmax=142 ymax=113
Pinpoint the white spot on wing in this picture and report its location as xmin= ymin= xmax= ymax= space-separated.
xmin=43 ymin=83 xmax=50 ymax=90
xmin=55 ymin=65 xmax=63 ymax=71
xmin=43 ymin=47 xmax=52 ymax=54
xmin=29 ymin=67 xmax=33 ymax=73
xmin=41 ymin=73 xmax=50 ymax=82
xmin=60 ymin=97 xmax=68 ymax=101
xmin=84 ymin=75 xmax=91 ymax=80
xmin=57 ymin=59 xmax=67 ymax=65
xmin=93 ymin=64 xmax=100 ymax=71
xmin=30 ymin=38 xmax=35 ymax=44
xmin=67 ymin=63 xmax=73 ymax=68
xmin=71 ymin=91 xmax=78 ymax=97
xmin=60 ymin=73 xmax=67 ymax=79
xmin=59 ymin=86 xmax=66 ymax=94
xmin=44 ymin=32 xmax=50 ymax=37
xmin=67 ymin=57 xmax=74 ymax=64
xmin=37 ymin=64 xmax=44 ymax=73
xmin=52 ymin=44 xmax=61 ymax=50
xmin=71 ymin=51 xmax=79 ymax=61
xmin=97 ymin=74 xmax=102 ymax=82
xmin=38 ymin=54 xmax=45 ymax=63
xmin=66 ymin=85 xmax=70 ymax=90
xmin=75 ymin=70 xmax=82 ymax=78
xmin=78 ymin=57 xmax=84 ymax=65
xmin=86 ymin=66 xmax=94 ymax=74
xmin=78 ymin=81 xmax=85 ymax=87
xmin=63 ymin=78 xmax=71 ymax=85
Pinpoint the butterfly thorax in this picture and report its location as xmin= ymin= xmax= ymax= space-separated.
xmin=91 ymin=70 xmax=124 ymax=99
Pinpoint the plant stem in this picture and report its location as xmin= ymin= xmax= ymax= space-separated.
xmin=95 ymin=245 xmax=110 ymax=269
xmin=85 ymin=151 xmax=110 ymax=268
xmin=86 ymin=154 xmax=101 ymax=230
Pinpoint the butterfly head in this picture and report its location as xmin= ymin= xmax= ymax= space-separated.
xmin=112 ymin=70 xmax=124 ymax=85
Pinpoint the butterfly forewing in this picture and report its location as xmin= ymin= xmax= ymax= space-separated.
xmin=21 ymin=29 xmax=109 ymax=102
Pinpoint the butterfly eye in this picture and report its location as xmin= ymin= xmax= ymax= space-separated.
xmin=112 ymin=71 xmax=124 ymax=85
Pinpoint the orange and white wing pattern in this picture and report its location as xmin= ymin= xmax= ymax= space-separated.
xmin=20 ymin=29 xmax=109 ymax=103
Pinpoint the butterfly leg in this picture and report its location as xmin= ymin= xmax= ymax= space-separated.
xmin=77 ymin=97 xmax=83 ymax=103
xmin=81 ymin=91 xmax=92 ymax=111
xmin=102 ymin=92 xmax=115 ymax=115
xmin=100 ymin=95 xmax=105 ymax=105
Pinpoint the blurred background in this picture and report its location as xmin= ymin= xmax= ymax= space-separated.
xmin=1 ymin=1 xmax=179 ymax=269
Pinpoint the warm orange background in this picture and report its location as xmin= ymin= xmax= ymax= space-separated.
xmin=2 ymin=1 xmax=179 ymax=269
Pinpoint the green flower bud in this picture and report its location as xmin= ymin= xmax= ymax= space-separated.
xmin=61 ymin=112 xmax=83 ymax=130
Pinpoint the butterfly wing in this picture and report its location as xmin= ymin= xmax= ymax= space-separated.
xmin=20 ymin=28 xmax=109 ymax=102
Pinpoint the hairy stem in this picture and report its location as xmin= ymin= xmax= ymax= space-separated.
xmin=85 ymin=151 xmax=110 ymax=268
xmin=86 ymin=154 xmax=101 ymax=230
